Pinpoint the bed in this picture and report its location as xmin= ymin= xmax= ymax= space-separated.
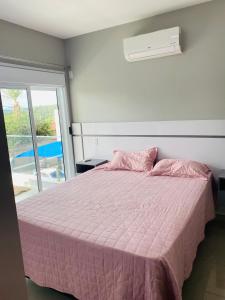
xmin=16 ymin=168 xmax=215 ymax=300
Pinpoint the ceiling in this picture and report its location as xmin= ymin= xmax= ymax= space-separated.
xmin=0 ymin=0 xmax=212 ymax=39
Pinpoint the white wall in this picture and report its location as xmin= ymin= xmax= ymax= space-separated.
xmin=0 ymin=20 xmax=65 ymax=68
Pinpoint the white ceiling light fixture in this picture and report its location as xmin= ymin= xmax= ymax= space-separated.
xmin=0 ymin=0 xmax=212 ymax=39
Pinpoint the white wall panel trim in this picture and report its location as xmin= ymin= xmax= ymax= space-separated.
xmin=72 ymin=120 xmax=225 ymax=178
xmin=72 ymin=120 xmax=225 ymax=137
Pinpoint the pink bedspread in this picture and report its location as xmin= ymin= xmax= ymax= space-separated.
xmin=16 ymin=169 xmax=215 ymax=300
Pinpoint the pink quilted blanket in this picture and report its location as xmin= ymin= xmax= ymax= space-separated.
xmin=16 ymin=169 xmax=215 ymax=300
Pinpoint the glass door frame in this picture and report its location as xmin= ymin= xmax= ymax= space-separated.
xmin=0 ymin=80 xmax=75 ymax=193
xmin=26 ymin=87 xmax=43 ymax=191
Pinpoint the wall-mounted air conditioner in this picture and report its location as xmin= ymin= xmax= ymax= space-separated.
xmin=123 ymin=26 xmax=182 ymax=62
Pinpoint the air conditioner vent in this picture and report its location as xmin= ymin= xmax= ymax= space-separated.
xmin=123 ymin=27 xmax=182 ymax=62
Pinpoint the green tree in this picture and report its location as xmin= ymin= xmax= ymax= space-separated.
xmin=36 ymin=121 xmax=52 ymax=136
xmin=2 ymin=89 xmax=22 ymax=115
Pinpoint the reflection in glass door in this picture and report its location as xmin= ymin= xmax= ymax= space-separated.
xmin=1 ymin=89 xmax=39 ymax=201
xmin=1 ymin=87 xmax=68 ymax=201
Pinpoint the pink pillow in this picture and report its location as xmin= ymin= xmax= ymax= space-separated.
xmin=149 ymin=159 xmax=211 ymax=180
xmin=104 ymin=148 xmax=157 ymax=172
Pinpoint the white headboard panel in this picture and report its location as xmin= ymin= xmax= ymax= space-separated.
xmin=72 ymin=120 xmax=225 ymax=178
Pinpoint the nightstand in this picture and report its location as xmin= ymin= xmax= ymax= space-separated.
xmin=76 ymin=159 xmax=108 ymax=174
xmin=217 ymin=171 xmax=225 ymax=215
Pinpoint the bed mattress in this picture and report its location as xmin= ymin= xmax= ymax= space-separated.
xmin=16 ymin=169 xmax=215 ymax=300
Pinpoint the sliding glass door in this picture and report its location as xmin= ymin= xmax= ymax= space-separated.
xmin=30 ymin=88 xmax=65 ymax=190
xmin=1 ymin=88 xmax=39 ymax=200
xmin=1 ymin=86 xmax=72 ymax=201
